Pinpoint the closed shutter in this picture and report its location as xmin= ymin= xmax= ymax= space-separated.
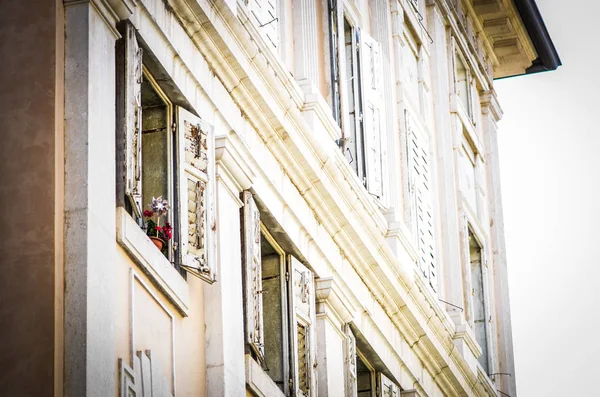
xmin=344 ymin=325 xmax=358 ymax=397
xmin=377 ymin=373 xmax=400 ymax=397
xmin=242 ymin=191 xmax=266 ymax=363
xmin=246 ymin=0 xmax=279 ymax=49
xmin=178 ymin=107 xmax=217 ymax=283
xmin=361 ymin=33 xmax=385 ymax=199
xmin=289 ymin=256 xmax=317 ymax=397
xmin=405 ymin=110 xmax=437 ymax=292
xmin=119 ymin=22 xmax=144 ymax=218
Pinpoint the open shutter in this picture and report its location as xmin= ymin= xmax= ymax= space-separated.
xmin=119 ymin=22 xmax=144 ymax=218
xmin=289 ymin=256 xmax=317 ymax=397
xmin=242 ymin=192 xmax=265 ymax=363
xmin=405 ymin=110 xmax=437 ymax=292
xmin=361 ymin=34 xmax=385 ymax=199
xmin=246 ymin=0 xmax=279 ymax=49
xmin=344 ymin=325 xmax=358 ymax=397
xmin=178 ymin=107 xmax=217 ymax=283
xmin=378 ymin=373 xmax=400 ymax=397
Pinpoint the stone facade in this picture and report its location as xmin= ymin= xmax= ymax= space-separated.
xmin=0 ymin=0 xmax=558 ymax=396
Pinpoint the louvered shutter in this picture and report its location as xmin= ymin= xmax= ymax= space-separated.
xmin=246 ymin=0 xmax=279 ymax=49
xmin=344 ymin=325 xmax=358 ymax=397
xmin=378 ymin=373 xmax=400 ymax=397
xmin=289 ymin=256 xmax=317 ymax=397
xmin=242 ymin=191 xmax=266 ymax=363
xmin=120 ymin=23 xmax=144 ymax=218
xmin=178 ymin=107 xmax=217 ymax=283
xmin=405 ymin=110 xmax=437 ymax=292
xmin=361 ymin=34 xmax=385 ymax=199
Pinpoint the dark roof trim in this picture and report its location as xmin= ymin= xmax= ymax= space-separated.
xmin=512 ymin=0 xmax=561 ymax=75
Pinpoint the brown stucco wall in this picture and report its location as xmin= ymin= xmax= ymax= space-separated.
xmin=0 ymin=1 xmax=62 ymax=395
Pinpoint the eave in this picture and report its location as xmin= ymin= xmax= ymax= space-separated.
xmin=509 ymin=0 xmax=562 ymax=77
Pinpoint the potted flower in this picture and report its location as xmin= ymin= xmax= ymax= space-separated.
xmin=144 ymin=196 xmax=173 ymax=251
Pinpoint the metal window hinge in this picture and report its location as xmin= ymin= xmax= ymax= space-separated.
xmin=285 ymin=271 xmax=289 ymax=282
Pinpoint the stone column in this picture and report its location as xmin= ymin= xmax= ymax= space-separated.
xmin=315 ymin=277 xmax=356 ymax=397
xmin=204 ymin=134 xmax=256 ymax=397
xmin=481 ymin=90 xmax=517 ymax=396
xmin=0 ymin=1 xmax=63 ymax=395
xmin=63 ymin=1 xmax=133 ymax=395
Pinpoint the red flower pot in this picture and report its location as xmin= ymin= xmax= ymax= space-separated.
xmin=150 ymin=236 xmax=165 ymax=251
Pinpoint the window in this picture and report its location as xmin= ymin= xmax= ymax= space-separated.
xmin=405 ymin=110 xmax=438 ymax=292
xmin=468 ymin=229 xmax=489 ymax=373
xmin=327 ymin=8 xmax=385 ymax=199
xmin=344 ymin=326 xmax=401 ymax=397
xmin=458 ymin=137 xmax=477 ymax=213
xmin=242 ymin=192 xmax=318 ymax=396
xmin=116 ymin=22 xmax=217 ymax=283
xmin=328 ymin=0 xmax=341 ymax=127
xmin=246 ymin=0 xmax=280 ymax=50
xmin=454 ymin=51 xmax=473 ymax=119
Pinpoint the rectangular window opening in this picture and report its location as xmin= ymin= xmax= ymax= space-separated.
xmin=469 ymin=229 xmax=489 ymax=373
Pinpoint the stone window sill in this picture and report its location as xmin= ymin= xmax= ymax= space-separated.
xmin=245 ymin=355 xmax=285 ymax=397
xmin=116 ymin=207 xmax=190 ymax=316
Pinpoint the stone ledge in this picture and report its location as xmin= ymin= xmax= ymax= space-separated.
xmin=116 ymin=207 xmax=190 ymax=315
xmin=245 ymin=355 xmax=285 ymax=397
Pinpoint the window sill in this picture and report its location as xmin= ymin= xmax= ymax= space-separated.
xmin=245 ymin=355 xmax=285 ymax=397
xmin=116 ymin=207 xmax=190 ymax=316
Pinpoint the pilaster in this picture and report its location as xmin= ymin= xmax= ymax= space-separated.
xmin=480 ymin=90 xmax=516 ymax=396
xmin=293 ymin=0 xmax=320 ymax=89
xmin=315 ymin=277 xmax=356 ymax=397
xmin=63 ymin=1 xmax=129 ymax=395
xmin=203 ymin=133 xmax=256 ymax=397
xmin=426 ymin=2 xmax=465 ymax=322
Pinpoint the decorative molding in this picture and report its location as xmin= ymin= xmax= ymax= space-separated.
xmin=129 ymin=269 xmax=176 ymax=395
xmin=215 ymin=132 xmax=256 ymax=192
xmin=118 ymin=350 xmax=173 ymax=397
xmin=116 ymin=207 xmax=190 ymax=315
xmin=315 ymin=277 xmax=357 ymax=324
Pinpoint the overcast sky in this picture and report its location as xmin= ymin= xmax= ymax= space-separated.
xmin=495 ymin=0 xmax=600 ymax=394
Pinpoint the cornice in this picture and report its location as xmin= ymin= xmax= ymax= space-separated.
xmin=315 ymin=277 xmax=357 ymax=324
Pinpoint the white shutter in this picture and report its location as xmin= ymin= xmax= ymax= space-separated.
xmin=178 ymin=107 xmax=217 ymax=283
xmin=246 ymin=0 xmax=279 ymax=49
xmin=289 ymin=256 xmax=317 ymax=397
xmin=242 ymin=191 xmax=266 ymax=363
xmin=405 ymin=110 xmax=437 ymax=292
xmin=378 ymin=373 xmax=400 ymax=397
xmin=344 ymin=325 xmax=358 ymax=397
xmin=121 ymin=23 xmax=144 ymax=218
xmin=361 ymin=34 xmax=385 ymax=199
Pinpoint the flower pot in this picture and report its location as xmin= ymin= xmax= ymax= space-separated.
xmin=150 ymin=236 xmax=165 ymax=251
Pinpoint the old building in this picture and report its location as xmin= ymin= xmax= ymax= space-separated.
xmin=0 ymin=0 xmax=559 ymax=396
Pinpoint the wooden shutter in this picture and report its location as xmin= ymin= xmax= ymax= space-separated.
xmin=289 ymin=256 xmax=317 ymax=397
xmin=405 ymin=110 xmax=437 ymax=292
xmin=242 ymin=191 xmax=266 ymax=363
xmin=377 ymin=373 xmax=400 ymax=397
xmin=361 ymin=34 xmax=385 ymax=199
xmin=246 ymin=0 xmax=279 ymax=49
xmin=178 ymin=107 xmax=217 ymax=283
xmin=344 ymin=325 xmax=358 ymax=397
xmin=118 ymin=22 xmax=144 ymax=218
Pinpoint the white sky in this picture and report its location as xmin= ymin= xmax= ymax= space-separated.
xmin=496 ymin=0 xmax=600 ymax=394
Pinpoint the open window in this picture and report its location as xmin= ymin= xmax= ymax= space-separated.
xmin=116 ymin=22 xmax=217 ymax=282
xmin=327 ymin=8 xmax=385 ymax=200
xmin=242 ymin=193 xmax=318 ymax=396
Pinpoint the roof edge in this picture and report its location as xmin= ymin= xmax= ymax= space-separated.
xmin=510 ymin=0 xmax=561 ymax=76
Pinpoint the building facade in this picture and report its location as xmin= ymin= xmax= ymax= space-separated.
xmin=0 ymin=0 xmax=559 ymax=396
